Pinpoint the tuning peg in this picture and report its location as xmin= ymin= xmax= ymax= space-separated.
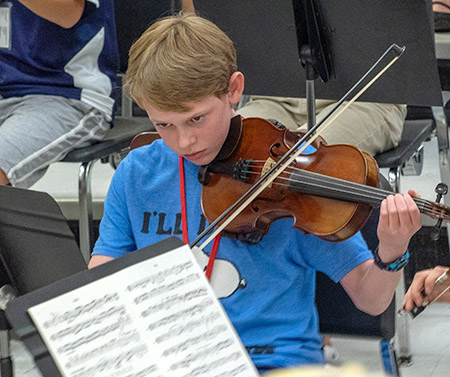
xmin=434 ymin=183 xmax=448 ymax=203
xmin=430 ymin=183 xmax=448 ymax=241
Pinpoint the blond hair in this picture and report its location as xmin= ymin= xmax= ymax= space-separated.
xmin=124 ymin=12 xmax=237 ymax=112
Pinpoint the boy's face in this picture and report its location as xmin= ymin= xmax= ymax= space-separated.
xmin=143 ymin=94 xmax=238 ymax=165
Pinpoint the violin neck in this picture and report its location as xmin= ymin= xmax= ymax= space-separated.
xmin=288 ymin=169 xmax=389 ymax=207
xmin=287 ymin=170 xmax=450 ymax=222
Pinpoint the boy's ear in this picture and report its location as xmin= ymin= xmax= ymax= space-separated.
xmin=228 ymin=71 xmax=245 ymax=105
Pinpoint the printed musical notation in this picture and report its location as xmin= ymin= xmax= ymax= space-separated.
xmin=27 ymin=245 xmax=259 ymax=377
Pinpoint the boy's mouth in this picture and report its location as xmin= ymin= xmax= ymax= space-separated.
xmin=184 ymin=150 xmax=206 ymax=161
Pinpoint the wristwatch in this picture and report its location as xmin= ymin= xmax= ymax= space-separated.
xmin=372 ymin=247 xmax=410 ymax=272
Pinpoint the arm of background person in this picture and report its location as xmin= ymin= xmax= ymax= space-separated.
xmin=18 ymin=0 xmax=85 ymax=29
xmin=182 ymin=0 xmax=195 ymax=13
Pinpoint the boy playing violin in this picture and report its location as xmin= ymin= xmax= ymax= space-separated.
xmin=88 ymin=13 xmax=422 ymax=373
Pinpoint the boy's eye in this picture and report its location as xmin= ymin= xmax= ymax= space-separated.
xmin=191 ymin=115 xmax=203 ymax=122
xmin=155 ymin=123 xmax=169 ymax=128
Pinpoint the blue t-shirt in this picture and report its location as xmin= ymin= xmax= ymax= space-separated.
xmin=93 ymin=140 xmax=372 ymax=369
xmin=0 ymin=0 xmax=119 ymax=116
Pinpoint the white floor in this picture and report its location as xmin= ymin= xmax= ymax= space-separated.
xmin=4 ymin=130 xmax=450 ymax=377
xmin=330 ymin=304 xmax=450 ymax=377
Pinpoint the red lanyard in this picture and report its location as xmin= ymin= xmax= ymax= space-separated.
xmin=179 ymin=156 xmax=221 ymax=280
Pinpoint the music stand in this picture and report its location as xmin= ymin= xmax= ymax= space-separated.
xmin=194 ymin=0 xmax=442 ymax=107
xmin=0 ymin=185 xmax=87 ymax=377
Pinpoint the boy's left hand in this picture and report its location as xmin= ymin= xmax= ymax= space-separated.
xmin=376 ymin=189 xmax=422 ymax=262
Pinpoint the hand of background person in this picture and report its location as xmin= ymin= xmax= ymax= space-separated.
xmin=403 ymin=265 xmax=450 ymax=311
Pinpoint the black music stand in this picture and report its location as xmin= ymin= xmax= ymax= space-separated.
xmin=194 ymin=0 xmax=442 ymax=107
xmin=0 ymin=185 xmax=87 ymax=377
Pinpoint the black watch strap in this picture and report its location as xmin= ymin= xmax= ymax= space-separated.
xmin=372 ymin=247 xmax=410 ymax=272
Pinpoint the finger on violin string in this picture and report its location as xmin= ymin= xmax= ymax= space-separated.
xmin=407 ymin=188 xmax=421 ymax=199
xmin=405 ymin=193 xmax=422 ymax=226
xmin=384 ymin=193 xmax=421 ymax=230
xmin=397 ymin=194 xmax=422 ymax=231
xmin=379 ymin=194 xmax=401 ymax=229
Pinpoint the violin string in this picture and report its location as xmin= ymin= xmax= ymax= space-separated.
xmin=266 ymin=162 xmax=388 ymax=195
xmin=264 ymin=159 xmax=446 ymax=213
xmin=247 ymin=159 xmax=443 ymax=214
xmin=276 ymin=167 xmax=450 ymax=220
xmin=279 ymin=170 xmax=450 ymax=220
xmin=245 ymin=160 xmax=392 ymax=201
xmin=241 ymin=161 xmax=450 ymax=221
xmin=274 ymin=171 xmax=450 ymax=221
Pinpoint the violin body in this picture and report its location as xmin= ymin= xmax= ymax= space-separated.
xmin=201 ymin=117 xmax=379 ymax=242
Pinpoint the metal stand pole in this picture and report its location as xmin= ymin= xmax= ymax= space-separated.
xmin=0 ymin=285 xmax=17 ymax=377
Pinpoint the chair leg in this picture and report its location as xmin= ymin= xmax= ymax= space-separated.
xmin=394 ymin=272 xmax=412 ymax=367
xmin=0 ymin=310 xmax=12 ymax=377
xmin=380 ymin=339 xmax=400 ymax=376
xmin=386 ymin=161 xmax=411 ymax=365
xmin=386 ymin=166 xmax=401 ymax=195
xmin=78 ymin=160 xmax=96 ymax=264
xmin=431 ymin=104 xmax=450 ymax=242
xmin=384 ymin=166 xmax=413 ymax=366
xmin=0 ymin=285 xmax=16 ymax=377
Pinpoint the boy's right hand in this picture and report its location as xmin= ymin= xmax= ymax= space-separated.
xmin=88 ymin=254 xmax=115 ymax=269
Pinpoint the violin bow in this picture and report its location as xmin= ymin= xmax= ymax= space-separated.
xmin=191 ymin=44 xmax=405 ymax=250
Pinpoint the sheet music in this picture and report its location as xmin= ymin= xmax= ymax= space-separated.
xmin=28 ymin=245 xmax=259 ymax=377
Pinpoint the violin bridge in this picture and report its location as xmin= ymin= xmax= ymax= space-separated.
xmin=261 ymin=157 xmax=276 ymax=188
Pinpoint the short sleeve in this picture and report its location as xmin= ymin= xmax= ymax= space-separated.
xmin=92 ymin=158 xmax=137 ymax=258
xmin=291 ymin=231 xmax=373 ymax=283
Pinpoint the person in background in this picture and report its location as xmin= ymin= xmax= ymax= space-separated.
xmin=433 ymin=0 xmax=450 ymax=32
xmin=238 ymin=97 xmax=405 ymax=157
xmin=403 ymin=265 xmax=450 ymax=312
xmin=0 ymin=0 xmax=119 ymax=187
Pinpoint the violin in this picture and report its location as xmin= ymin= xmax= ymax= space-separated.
xmin=198 ymin=116 xmax=450 ymax=243
xmin=132 ymin=45 xmax=445 ymax=249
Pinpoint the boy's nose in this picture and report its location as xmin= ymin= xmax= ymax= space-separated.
xmin=177 ymin=128 xmax=197 ymax=149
